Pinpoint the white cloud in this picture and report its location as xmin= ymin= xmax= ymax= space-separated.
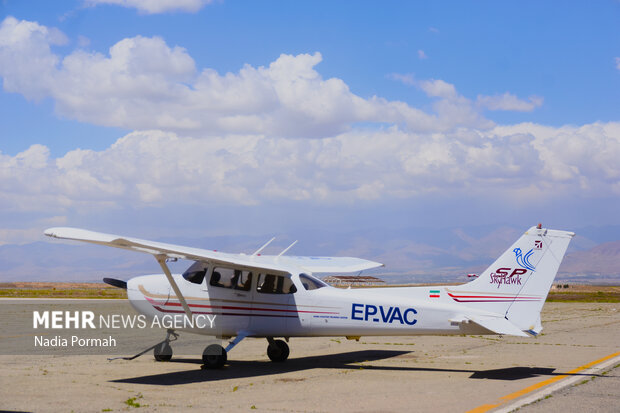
xmin=390 ymin=72 xmax=543 ymax=115
xmin=0 ymin=17 xmax=615 ymax=223
xmin=389 ymin=75 xmax=492 ymax=129
xmin=419 ymin=79 xmax=457 ymax=99
xmin=616 ymin=57 xmax=620 ymax=71
xmin=387 ymin=72 xmax=416 ymax=86
xmin=0 ymin=17 xmax=491 ymax=137
xmin=0 ymin=17 xmax=67 ymax=100
xmin=417 ymin=49 xmax=428 ymax=60
xmin=477 ymin=92 xmax=543 ymax=112
xmin=84 ymin=0 xmax=214 ymax=14
xmin=415 ymin=79 xmax=492 ymax=129
xmin=492 ymin=122 xmax=620 ymax=190
xmin=11 ymin=144 xmax=50 ymax=169
xmin=1 ymin=123 xmax=618 ymax=215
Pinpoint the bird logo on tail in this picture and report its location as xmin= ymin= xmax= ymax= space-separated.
xmin=513 ymin=248 xmax=536 ymax=272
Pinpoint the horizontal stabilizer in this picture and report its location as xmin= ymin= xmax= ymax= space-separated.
xmin=466 ymin=315 xmax=529 ymax=337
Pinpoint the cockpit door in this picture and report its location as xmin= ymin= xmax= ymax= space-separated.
xmin=201 ymin=266 xmax=253 ymax=334
xmin=250 ymin=272 xmax=296 ymax=336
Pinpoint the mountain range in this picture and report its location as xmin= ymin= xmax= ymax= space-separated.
xmin=1 ymin=224 xmax=618 ymax=284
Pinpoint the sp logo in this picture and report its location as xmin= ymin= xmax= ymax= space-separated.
xmin=489 ymin=267 xmax=527 ymax=288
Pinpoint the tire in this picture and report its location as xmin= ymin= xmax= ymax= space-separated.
xmin=267 ymin=339 xmax=289 ymax=362
xmin=202 ymin=344 xmax=227 ymax=369
xmin=153 ymin=342 xmax=172 ymax=362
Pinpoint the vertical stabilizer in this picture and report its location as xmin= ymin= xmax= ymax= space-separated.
xmin=449 ymin=226 xmax=574 ymax=333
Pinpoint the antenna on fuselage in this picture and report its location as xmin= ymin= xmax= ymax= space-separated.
xmin=278 ymin=240 xmax=298 ymax=256
xmin=253 ymin=237 xmax=275 ymax=256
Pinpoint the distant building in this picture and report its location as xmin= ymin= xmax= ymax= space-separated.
xmin=322 ymin=275 xmax=386 ymax=287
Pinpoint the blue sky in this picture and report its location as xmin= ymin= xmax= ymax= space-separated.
xmin=0 ymin=0 xmax=619 ymax=258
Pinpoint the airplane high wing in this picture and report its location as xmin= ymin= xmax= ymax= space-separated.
xmin=44 ymin=225 xmax=574 ymax=369
xmin=43 ymin=227 xmax=383 ymax=274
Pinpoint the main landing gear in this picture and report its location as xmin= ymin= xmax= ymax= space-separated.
xmin=267 ymin=337 xmax=290 ymax=362
xmin=199 ymin=336 xmax=290 ymax=369
xmin=153 ymin=341 xmax=173 ymax=361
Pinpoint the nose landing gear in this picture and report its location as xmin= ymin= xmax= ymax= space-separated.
xmin=202 ymin=344 xmax=227 ymax=369
xmin=152 ymin=329 xmax=177 ymax=361
xmin=108 ymin=329 xmax=179 ymax=362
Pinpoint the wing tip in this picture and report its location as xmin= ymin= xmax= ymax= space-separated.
xmin=44 ymin=227 xmax=64 ymax=238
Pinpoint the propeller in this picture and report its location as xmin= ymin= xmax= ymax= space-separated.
xmin=103 ymin=277 xmax=127 ymax=289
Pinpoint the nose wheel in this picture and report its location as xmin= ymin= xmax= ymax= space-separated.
xmin=152 ymin=329 xmax=177 ymax=362
xmin=202 ymin=344 xmax=227 ymax=369
xmin=267 ymin=338 xmax=289 ymax=362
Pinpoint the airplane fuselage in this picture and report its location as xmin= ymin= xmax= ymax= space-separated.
xmin=127 ymin=272 xmax=498 ymax=339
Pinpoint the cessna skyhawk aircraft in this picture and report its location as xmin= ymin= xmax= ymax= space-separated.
xmin=44 ymin=225 xmax=574 ymax=369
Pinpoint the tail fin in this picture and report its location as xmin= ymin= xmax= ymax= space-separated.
xmin=449 ymin=226 xmax=574 ymax=334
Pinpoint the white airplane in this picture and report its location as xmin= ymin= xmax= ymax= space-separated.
xmin=44 ymin=225 xmax=574 ymax=369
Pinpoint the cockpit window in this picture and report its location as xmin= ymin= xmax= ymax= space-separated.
xmin=299 ymin=273 xmax=328 ymax=290
xmin=182 ymin=261 xmax=207 ymax=284
xmin=257 ymin=273 xmax=296 ymax=294
xmin=210 ymin=267 xmax=253 ymax=291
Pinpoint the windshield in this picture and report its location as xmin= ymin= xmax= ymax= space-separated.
xmin=299 ymin=273 xmax=328 ymax=290
xmin=182 ymin=261 xmax=207 ymax=284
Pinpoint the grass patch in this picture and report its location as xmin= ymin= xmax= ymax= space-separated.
xmin=124 ymin=394 xmax=144 ymax=408
xmin=275 ymin=378 xmax=306 ymax=383
xmin=547 ymin=290 xmax=620 ymax=303
xmin=0 ymin=287 xmax=126 ymax=299
xmin=0 ymin=282 xmax=126 ymax=299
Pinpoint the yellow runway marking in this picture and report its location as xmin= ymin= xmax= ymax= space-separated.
xmin=467 ymin=350 xmax=620 ymax=413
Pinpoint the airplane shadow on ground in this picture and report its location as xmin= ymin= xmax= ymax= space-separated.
xmin=111 ymin=350 xmax=606 ymax=386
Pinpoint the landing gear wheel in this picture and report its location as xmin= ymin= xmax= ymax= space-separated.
xmin=202 ymin=344 xmax=227 ymax=369
xmin=267 ymin=339 xmax=289 ymax=362
xmin=153 ymin=342 xmax=172 ymax=362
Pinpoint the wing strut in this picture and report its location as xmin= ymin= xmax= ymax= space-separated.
xmin=278 ymin=240 xmax=298 ymax=256
xmin=225 ymin=331 xmax=250 ymax=352
xmin=155 ymin=254 xmax=193 ymax=319
xmin=253 ymin=237 xmax=275 ymax=256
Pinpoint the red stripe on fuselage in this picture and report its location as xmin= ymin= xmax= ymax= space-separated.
xmin=449 ymin=298 xmax=540 ymax=303
xmin=145 ymin=297 xmax=339 ymax=315
xmin=150 ymin=305 xmax=298 ymax=318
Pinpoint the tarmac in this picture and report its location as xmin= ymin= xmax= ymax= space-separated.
xmin=1 ymin=301 xmax=619 ymax=412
